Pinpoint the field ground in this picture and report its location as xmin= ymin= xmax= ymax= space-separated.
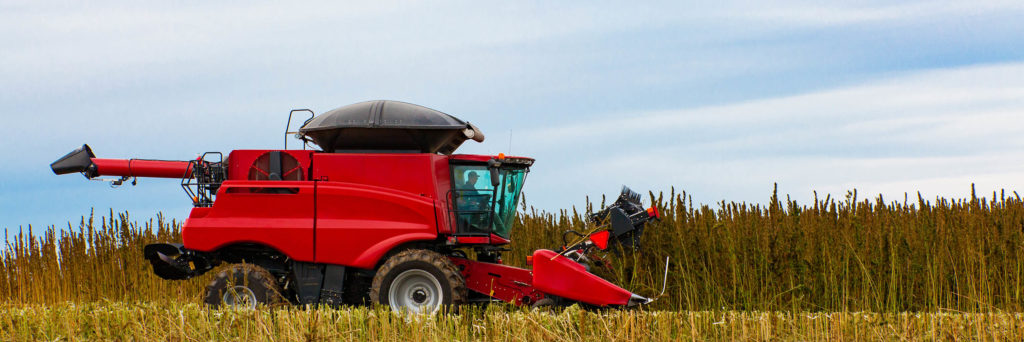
xmin=1 ymin=303 xmax=1022 ymax=341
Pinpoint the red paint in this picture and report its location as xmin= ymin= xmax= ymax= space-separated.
xmin=180 ymin=152 xmax=468 ymax=269
xmin=449 ymin=257 xmax=545 ymax=305
xmin=91 ymin=158 xmax=192 ymax=178
xmin=183 ymin=180 xmax=316 ymax=261
xmin=531 ymin=249 xmax=633 ymax=306
xmin=589 ymin=230 xmax=611 ymax=250
xmin=451 ymin=249 xmax=639 ymax=307
xmin=311 ymin=153 xmax=446 ymax=200
xmin=449 ymin=234 xmax=510 ymax=245
xmin=647 ymin=206 xmax=660 ymax=219
xmin=451 ymin=154 xmax=533 ymax=163
xmin=454 ymin=236 xmax=489 ymax=244
xmin=226 ymin=150 xmax=313 ymax=181
xmin=314 ymin=181 xmax=438 ymax=268
xmin=433 ymin=156 xmax=455 ymax=234
xmin=489 ymin=234 xmax=510 ymax=245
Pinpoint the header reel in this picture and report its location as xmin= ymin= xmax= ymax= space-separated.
xmin=556 ymin=186 xmax=661 ymax=270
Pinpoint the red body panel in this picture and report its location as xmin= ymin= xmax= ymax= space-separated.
xmin=91 ymin=158 xmax=192 ymax=178
xmin=227 ymin=150 xmax=314 ymax=181
xmin=309 ymin=153 xmax=445 ymax=268
xmin=314 ymin=181 xmax=438 ymax=268
xmin=450 ymin=234 xmax=510 ymax=245
xmin=183 ymin=180 xmax=316 ymax=261
xmin=449 ymin=257 xmax=546 ymax=305
xmin=180 ymin=151 xmax=456 ymax=269
xmin=310 ymin=153 xmax=444 ymax=199
xmin=531 ymin=249 xmax=632 ymax=306
xmin=432 ymin=156 xmax=455 ymax=235
xmin=177 ymin=150 xmax=539 ymax=273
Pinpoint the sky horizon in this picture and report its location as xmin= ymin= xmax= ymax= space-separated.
xmin=3 ymin=1 xmax=1024 ymax=233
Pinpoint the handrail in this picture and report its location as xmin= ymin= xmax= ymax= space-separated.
xmin=285 ymin=109 xmax=314 ymax=149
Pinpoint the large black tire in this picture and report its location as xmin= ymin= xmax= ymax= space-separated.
xmin=370 ymin=249 xmax=466 ymax=314
xmin=203 ymin=263 xmax=285 ymax=308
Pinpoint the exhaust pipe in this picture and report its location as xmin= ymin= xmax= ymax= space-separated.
xmin=51 ymin=144 xmax=97 ymax=177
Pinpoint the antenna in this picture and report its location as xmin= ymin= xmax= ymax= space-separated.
xmin=508 ymin=129 xmax=512 ymax=155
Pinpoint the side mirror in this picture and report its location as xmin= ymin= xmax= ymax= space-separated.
xmin=487 ymin=159 xmax=502 ymax=187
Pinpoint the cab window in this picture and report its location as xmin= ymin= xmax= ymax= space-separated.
xmin=451 ymin=165 xmax=495 ymax=234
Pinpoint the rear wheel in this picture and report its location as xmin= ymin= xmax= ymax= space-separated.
xmin=203 ymin=263 xmax=285 ymax=309
xmin=370 ymin=249 xmax=466 ymax=314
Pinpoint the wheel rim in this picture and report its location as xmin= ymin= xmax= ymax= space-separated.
xmin=222 ymin=285 xmax=258 ymax=309
xmin=388 ymin=269 xmax=443 ymax=314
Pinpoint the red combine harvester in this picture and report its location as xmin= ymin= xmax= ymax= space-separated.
xmin=51 ymin=100 xmax=664 ymax=313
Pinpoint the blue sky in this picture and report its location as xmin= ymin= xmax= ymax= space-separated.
xmin=3 ymin=1 xmax=1024 ymax=234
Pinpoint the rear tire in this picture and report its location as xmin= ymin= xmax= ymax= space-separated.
xmin=370 ymin=249 xmax=466 ymax=314
xmin=203 ymin=263 xmax=285 ymax=309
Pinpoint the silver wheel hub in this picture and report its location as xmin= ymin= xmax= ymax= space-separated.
xmin=388 ymin=269 xmax=443 ymax=314
xmin=222 ymin=285 xmax=257 ymax=309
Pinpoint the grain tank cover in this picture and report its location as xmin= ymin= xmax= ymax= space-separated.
xmin=299 ymin=100 xmax=485 ymax=154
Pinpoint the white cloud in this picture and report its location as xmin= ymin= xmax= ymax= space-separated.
xmin=3 ymin=1 xmax=1024 ymax=229
xmin=518 ymin=62 xmax=1024 ymax=209
xmin=729 ymin=0 xmax=1024 ymax=27
xmin=523 ymin=62 xmax=1024 ymax=146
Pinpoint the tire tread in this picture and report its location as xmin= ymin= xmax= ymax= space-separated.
xmin=203 ymin=263 xmax=285 ymax=307
xmin=369 ymin=249 xmax=467 ymax=311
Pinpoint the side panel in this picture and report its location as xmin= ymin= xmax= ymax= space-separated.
xmin=315 ymin=181 xmax=438 ymax=269
xmin=310 ymin=153 xmax=455 ymax=235
xmin=182 ymin=180 xmax=315 ymax=262
xmin=311 ymin=153 xmax=437 ymax=197
xmin=226 ymin=150 xmax=313 ymax=181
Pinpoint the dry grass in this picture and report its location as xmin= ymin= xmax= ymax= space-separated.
xmin=1 ymin=210 xmax=205 ymax=304
xmin=1 ymin=303 xmax=1022 ymax=341
xmin=3 ymin=185 xmax=1024 ymax=314
xmin=511 ymin=185 xmax=1024 ymax=312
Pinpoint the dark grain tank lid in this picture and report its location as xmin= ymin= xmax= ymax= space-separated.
xmin=298 ymin=100 xmax=485 ymax=154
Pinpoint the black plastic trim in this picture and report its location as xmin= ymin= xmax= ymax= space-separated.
xmin=50 ymin=144 xmax=97 ymax=177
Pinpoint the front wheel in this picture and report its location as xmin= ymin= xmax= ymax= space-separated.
xmin=370 ymin=249 xmax=466 ymax=314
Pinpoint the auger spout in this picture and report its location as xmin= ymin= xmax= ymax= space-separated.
xmin=51 ymin=144 xmax=192 ymax=179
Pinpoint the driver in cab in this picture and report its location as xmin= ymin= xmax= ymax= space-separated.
xmin=460 ymin=172 xmax=480 ymax=195
xmin=457 ymin=171 xmax=487 ymax=210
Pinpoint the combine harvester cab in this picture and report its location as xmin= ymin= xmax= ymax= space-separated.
xmin=52 ymin=100 xmax=665 ymax=312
